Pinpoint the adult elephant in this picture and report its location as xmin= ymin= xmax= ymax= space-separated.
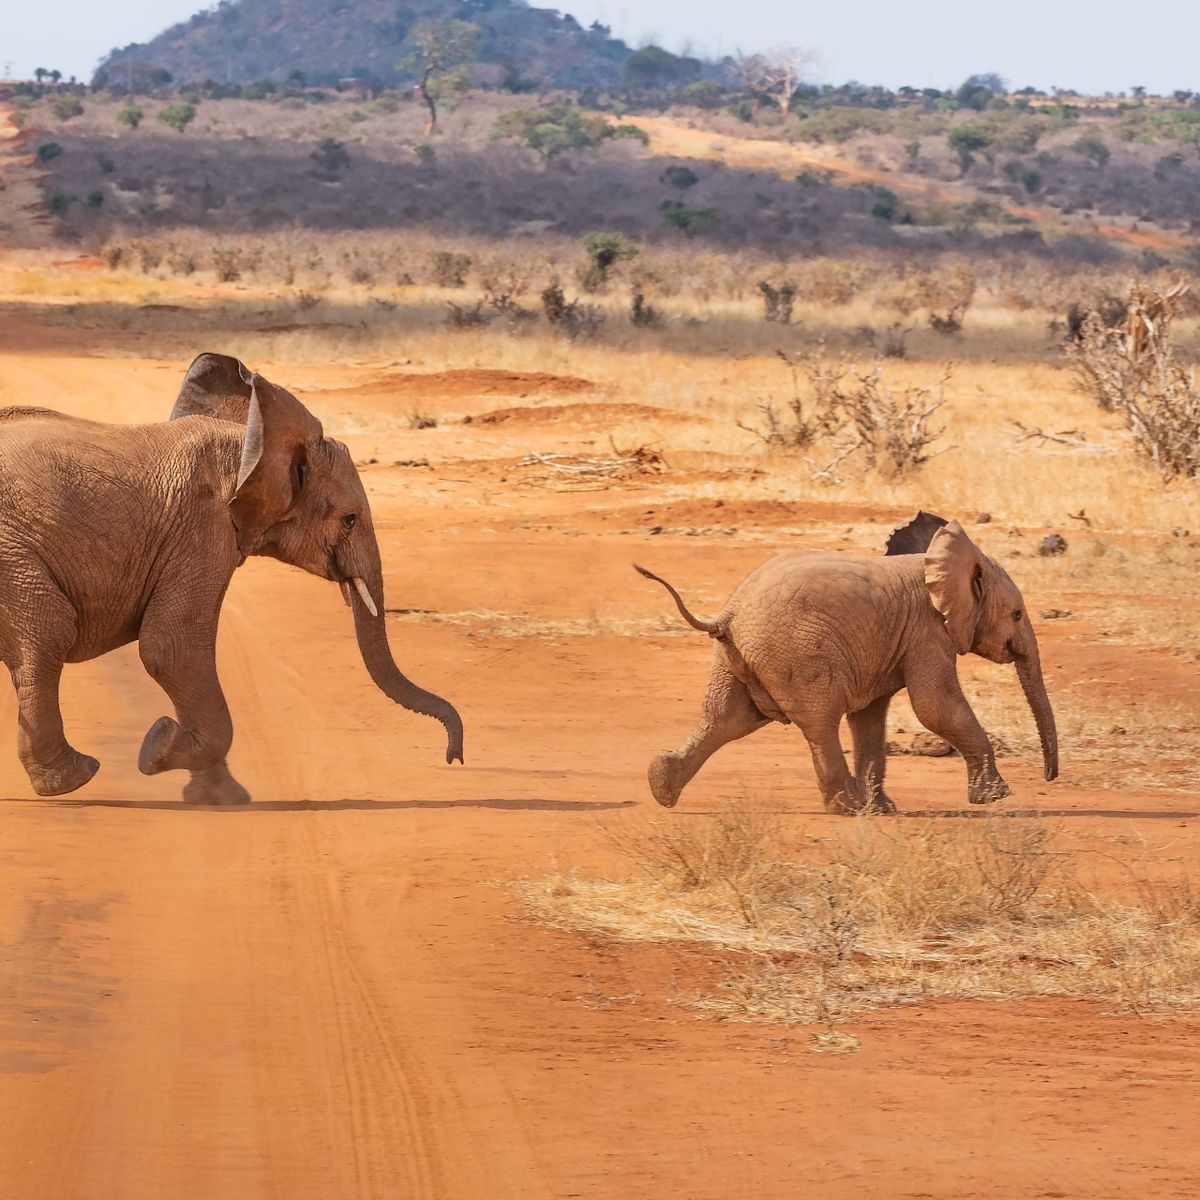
xmin=0 ymin=353 xmax=463 ymax=804
xmin=635 ymin=512 xmax=1057 ymax=813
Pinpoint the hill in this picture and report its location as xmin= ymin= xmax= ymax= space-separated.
xmin=94 ymin=0 xmax=634 ymax=90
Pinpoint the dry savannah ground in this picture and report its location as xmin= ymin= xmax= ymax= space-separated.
xmin=2 ymin=98 xmax=1200 ymax=1199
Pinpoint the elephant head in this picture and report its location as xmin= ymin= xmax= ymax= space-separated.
xmin=887 ymin=511 xmax=1057 ymax=782
xmin=172 ymin=352 xmax=463 ymax=764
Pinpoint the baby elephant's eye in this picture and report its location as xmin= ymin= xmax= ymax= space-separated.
xmin=342 ymin=513 xmax=358 ymax=531
xmin=1012 ymin=609 xmax=1023 ymax=622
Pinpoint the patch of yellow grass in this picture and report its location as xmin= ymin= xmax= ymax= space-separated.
xmin=517 ymin=809 xmax=1200 ymax=1037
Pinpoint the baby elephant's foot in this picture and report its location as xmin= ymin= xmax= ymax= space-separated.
xmin=648 ymin=754 xmax=682 ymax=808
xmin=866 ymin=790 xmax=898 ymax=815
xmin=968 ymin=769 xmax=1012 ymax=806
xmin=26 ymin=748 xmax=100 ymax=797
xmin=183 ymin=762 xmax=251 ymax=807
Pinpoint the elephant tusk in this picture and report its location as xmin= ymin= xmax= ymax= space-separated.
xmin=352 ymin=577 xmax=379 ymax=618
xmin=339 ymin=581 xmax=353 ymax=608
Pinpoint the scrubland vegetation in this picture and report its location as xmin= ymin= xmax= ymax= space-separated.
xmin=518 ymin=809 xmax=1200 ymax=1048
xmin=4 ymin=62 xmax=1200 ymax=1052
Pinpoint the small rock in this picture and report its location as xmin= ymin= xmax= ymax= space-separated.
xmin=1040 ymin=608 xmax=1073 ymax=620
xmin=1109 ymin=725 xmax=1127 ymax=736
xmin=1039 ymin=534 xmax=1068 ymax=556
xmin=974 ymin=512 xmax=992 ymax=524
xmin=648 ymin=525 xmax=664 ymax=535
xmin=1172 ymin=527 xmax=1190 ymax=538
xmin=912 ymin=732 xmax=956 ymax=757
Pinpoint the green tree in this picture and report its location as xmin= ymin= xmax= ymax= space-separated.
xmin=1071 ymin=133 xmax=1111 ymax=168
xmin=623 ymin=45 xmax=701 ymax=89
xmin=492 ymin=105 xmax=646 ymax=158
xmin=948 ymin=124 xmax=991 ymax=174
xmin=401 ymin=19 xmax=478 ymax=136
xmin=117 ymin=104 xmax=144 ymax=130
xmin=580 ymin=231 xmax=637 ymax=290
xmin=50 ymin=96 xmax=83 ymax=120
xmin=157 ymin=103 xmax=197 ymax=134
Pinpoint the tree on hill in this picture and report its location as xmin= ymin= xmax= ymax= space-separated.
xmin=623 ymin=45 xmax=701 ymax=89
xmin=731 ymin=48 xmax=812 ymax=120
xmin=401 ymin=19 xmax=479 ymax=135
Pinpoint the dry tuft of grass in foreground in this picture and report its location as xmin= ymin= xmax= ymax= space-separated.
xmin=517 ymin=810 xmax=1200 ymax=1042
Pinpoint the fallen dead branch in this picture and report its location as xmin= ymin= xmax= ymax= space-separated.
xmin=1010 ymin=421 xmax=1114 ymax=453
xmin=514 ymin=444 xmax=667 ymax=489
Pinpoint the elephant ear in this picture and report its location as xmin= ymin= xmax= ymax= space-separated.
xmin=885 ymin=510 xmax=949 ymax=556
xmin=228 ymin=373 xmax=325 ymax=552
xmin=924 ymin=520 xmax=985 ymax=655
xmin=171 ymin=352 xmax=255 ymax=423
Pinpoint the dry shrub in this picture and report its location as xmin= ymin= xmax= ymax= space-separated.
xmin=1068 ymin=280 xmax=1200 ymax=480
xmin=913 ymin=264 xmax=976 ymax=334
xmin=517 ymin=810 xmax=1200 ymax=1033
xmin=540 ymin=283 xmax=605 ymax=340
xmin=742 ymin=349 xmax=950 ymax=478
xmin=756 ymin=279 xmax=797 ymax=324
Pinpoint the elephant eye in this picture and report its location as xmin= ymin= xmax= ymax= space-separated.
xmin=342 ymin=513 xmax=358 ymax=531
xmin=1012 ymin=609 xmax=1023 ymax=622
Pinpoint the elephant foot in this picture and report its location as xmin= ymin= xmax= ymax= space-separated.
xmin=648 ymin=755 xmax=681 ymax=808
xmin=968 ymin=772 xmax=1012 ymax=806
xmin=26 ymin=749 xmax=100 ymax=797
xmin=183 ymin=762 xmax=251 ymax=807
xmin=138 ymin=716 xmax=183 ymax=775
xmin=866 ymin=790 xmax=897 ymax=815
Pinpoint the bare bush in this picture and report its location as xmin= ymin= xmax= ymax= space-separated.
xmin=430 ymin=249 xmax=472 ymax=288
xmin=1068 ymin=281 xmax=1200 ymax=480
xmin=859 ymin=320 xmax=915 ymax=358
xmin=757 ymin=279 xmax=797 ymax=324
xmin=742 ymin=348 xmax=950 ymax=477
xmin=914 ymin=265 xmax=976 ymax=334
xmin=540 ymin=283 xmax=605 ymax=340
xmin=839 ymin=360 xmax=951 ymax=476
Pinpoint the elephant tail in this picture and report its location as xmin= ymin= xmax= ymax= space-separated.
xmin=634 ymin=564 xmax=726 ymax=638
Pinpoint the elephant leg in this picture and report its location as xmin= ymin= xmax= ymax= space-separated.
xmin=847 ymin=694 xmax=897 ymax=814
xmin=136 ymin=622 xmax=248 ymax=804
xmin=796 ymin=715 xmax=866 ymax=815
xmin=649 ymin=651 xmax=770 ymax=808
xmin=10 ymin=654 xmax=99 ymax=796
xmin=906 ymin=669 xmax=1010 ymax=805
xmin=182 ymin=761 xmax=251 ymax=808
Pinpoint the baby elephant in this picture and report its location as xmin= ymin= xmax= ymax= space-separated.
xmin=636 ymin=512 xmax=1058 ymax=814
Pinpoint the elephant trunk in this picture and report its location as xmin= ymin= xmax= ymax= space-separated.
xmin=1013 ymin=634 xmax=1057 ymax=782
xmin=346 ymin=558 xmax=464 ymax=765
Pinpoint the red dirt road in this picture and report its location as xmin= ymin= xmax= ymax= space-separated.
xmin=1 ymin=349 xmax=1199 ymax=1199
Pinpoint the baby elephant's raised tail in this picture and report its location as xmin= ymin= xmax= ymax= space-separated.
xmin=634 ymin=564 xmax=725 ymax=638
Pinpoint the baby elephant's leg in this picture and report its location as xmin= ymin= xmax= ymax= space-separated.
xmin=907 ymin=665 xmax=1010 ymax=805
xmin=648 ymin=648 xmax=769 ymax=808
xmin=847 ymin=694 xmax=897 ymax=814
xmin=796 ymin=714 xmax=866 ymax=815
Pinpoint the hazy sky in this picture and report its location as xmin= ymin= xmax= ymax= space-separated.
xmin=5 ymin=0 xmax=1199 ymax=94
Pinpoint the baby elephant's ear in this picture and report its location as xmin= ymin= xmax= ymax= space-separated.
xmin=885 ymin=510 xmax=949 ymax=556
xmin=171 ymin=352 xmax=255 ymax=423
xmin=924 ymin=520 xmax=985 ymax=655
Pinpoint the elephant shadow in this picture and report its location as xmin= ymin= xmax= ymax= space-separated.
xmin=14 ymin=797 xmax=637 ymax=814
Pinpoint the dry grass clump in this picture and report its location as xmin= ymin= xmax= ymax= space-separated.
xmin=518 ymin=810 xmax=1200 ymax=1035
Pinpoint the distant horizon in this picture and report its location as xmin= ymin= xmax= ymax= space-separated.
xmin=4 ymin=0 xmax=1199 ymax=96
